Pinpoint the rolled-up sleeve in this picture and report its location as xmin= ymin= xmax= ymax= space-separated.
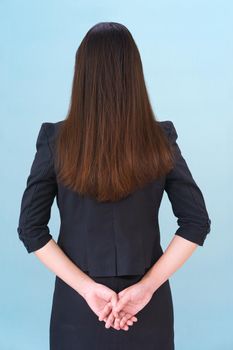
xmin=164 ymin=120 xmax=211 ymax=246
xmin=17 ymin=122 xmax=57 ymax=253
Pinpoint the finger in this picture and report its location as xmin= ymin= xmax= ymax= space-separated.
xmin=113 ymin=296 xmax=129 ymax=318
xmin=126 ymin=319 xmax=133 ymax=326
xmin=117 ymin=311 xmax=126 ymax=329
xmin=110 ymin=294 xmax=119 ymax=320
xmin=112 ymin=315 xmax=121 ymax=330
xmin=120 ymin=313 xmax=133 ymax=328
xmin=110 ymin=293 xmax=118 ymax=311
xmin=117 ymin=311 xmax=132 ymax=330
xmin=98 ymin=302 xmax=112 ymax=321
xmin=112 ymin=293 xmax=121 ymax=319
xmin=121 ymin=320 xmax=129 ymax=331
xmin=112 ymin=310 xmax=137 ymax=328
xmin=103 ymin=310 xmax=135 ymax=331
xmin=123 ymin=312 xmax=137 ymax=322
xmin=126 ymin=315 xmax=138 ymax=326
xmin=105 ymin=310 xmax=116 ymax=329
xmin=105 ymin=306 xmax=119 ymax=329
xmin=111 ymin=313 xmax=134 ymax=331
xmin=106 ymin=309 xmax=121 ymax=330
xmin=122 ymin=323 xmax=130 ymax=330
xmin=105 ymin=310 xmax=124 ymax=331
xmin=103 ymin=314 xmax=120 ymax=330
xmin=127 ymin=315 xmax=138 ymax=324
xmin=98 ymin=302 xmax=111 ymax=321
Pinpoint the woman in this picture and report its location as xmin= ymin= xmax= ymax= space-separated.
xmin=17 ymin=22 xmax=211 ymax=350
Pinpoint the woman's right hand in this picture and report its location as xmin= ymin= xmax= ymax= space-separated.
xmin=83 ymin=282 xmax=138 ymax=331
xmin=105 ymin=280 xmax=154 ymax=329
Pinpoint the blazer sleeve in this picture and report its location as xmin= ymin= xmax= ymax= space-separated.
xmin=164 ymin=121 xmax=211 ymax=246
xmin=17 ymin=122 xmax=57 ymax=253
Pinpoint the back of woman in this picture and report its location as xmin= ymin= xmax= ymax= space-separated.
xmin=17 ymin=22 xmax=211 ymax=350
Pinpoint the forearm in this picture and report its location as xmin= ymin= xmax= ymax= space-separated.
xmin=34 ymin=238 xmax=95 ymax=298
xmin=140 ymin=235 xmax=198 ymax=294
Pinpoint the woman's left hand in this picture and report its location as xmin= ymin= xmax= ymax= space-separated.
xmin=83 ymin=282 xmax=138 ymax=330
xmin=100 ymin=281 xmax=153 ymax=329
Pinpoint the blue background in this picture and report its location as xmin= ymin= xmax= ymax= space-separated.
xmin=1 ymin=1 xmax=232 ymax=349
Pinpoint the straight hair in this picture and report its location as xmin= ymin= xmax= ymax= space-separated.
xmin=54 ymin=22 xmax=175 ymax=202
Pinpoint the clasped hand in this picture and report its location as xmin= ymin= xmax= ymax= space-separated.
xmin=83 ymin=280 xmax=153 ymax=331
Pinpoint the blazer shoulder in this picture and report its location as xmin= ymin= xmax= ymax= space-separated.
xmin=158 ymin=119 xmax=178 ymax=143
xmin=42 ymin=120 xmax=64 ymax=143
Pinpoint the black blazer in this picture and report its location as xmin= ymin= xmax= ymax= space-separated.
xmin=17 ymin=120 xmax=211 ymax=277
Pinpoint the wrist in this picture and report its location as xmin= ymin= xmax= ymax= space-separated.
xmin=75 ymin=274 xmax=96 ymax=298
xmin=139 ymin=275 xmax=158 ymax=295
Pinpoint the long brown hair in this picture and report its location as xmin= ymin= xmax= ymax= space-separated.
xmin=54 ymin=22 xmax=175 ymax=202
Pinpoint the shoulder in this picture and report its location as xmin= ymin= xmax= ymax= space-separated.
xmin=158 ymin=119 xmax=178 ymax=143
xmin=42 ymin=120 xmax=64 ymax=134
xmin=40 ymin=120 xmax=64 ymax=143
xmin=35 ymin=120 xmax=64 ymax=158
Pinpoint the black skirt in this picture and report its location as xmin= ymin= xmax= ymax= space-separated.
xmin=49 ymin=272 xmax=175 ymax=350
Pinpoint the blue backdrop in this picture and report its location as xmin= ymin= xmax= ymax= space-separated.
xmin=1 ymin=1 xmax=232 ymax=349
